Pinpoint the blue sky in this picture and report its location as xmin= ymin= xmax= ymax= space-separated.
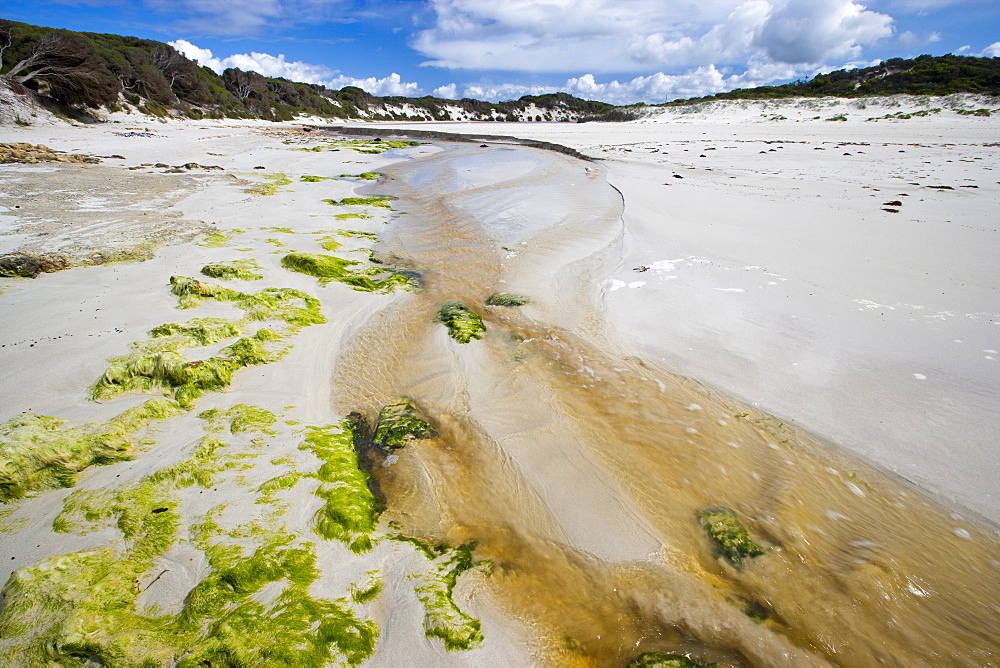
xmin=3 ymin=0 xmax=998 ymax=104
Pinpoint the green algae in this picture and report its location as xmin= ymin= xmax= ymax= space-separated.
xmin=226 ymin=404 xmax=278 ymax=434
xmin=335 ymin=229 xmax=379 ymax=240
xmin=696 ymin=508 xmax=765 ymax=566
xmin=408 ymin=541 xmax=485 ymax=651
xmin=299 ymin=423 xmax=379 ymax=552
xmin=168 ymin=276 xmax=325 ymax=329
xmin=280 ymin=252 xmax=415 ymax=293
xmin=334 ymin=212 xmax=372 ymax=221
xmin=317 ymin=235 xmax=343 ymax=251
xmin=323 ymin=196 xmax=394 ymax=209
xmin=148 ymin=318 xmax=240 ymax=346
xmin=200 ymin=260 xmax=264 ymax=281
xmin=261 ymin=226 xmax=295 ymax=233
xmin=436 ymin=302 xmax=486 ymax=343
xmin=373 ymin=400 xmax=434 ymax=452
xmin=198 ymin=228 xmax=244 ymax=248
xmin=91 ymin=330 xmax=278 ymax=408
xmin=300 ymin=175 xmax=336 ymax=182
xmin=629 ymin=652 xmax=716 ymax=667
xmin=340 ymin=172 xmax=381 ymax=181
xmin=3 ymin=427 xmax=377 ymax=666
xmin=256 ymin=472 xmax=303 ymax=505
xmin=0 ymin=398 xmax=181 ymax=503
xmin=345 ymin=140 xmax=421 ymax=154
xmin=247 ymin=173 xmax=292 ymax=196
xmin=350 ymin=572 xmax=383 ymax=604
xmin=486 ymin=292 xmax=530 ymax=307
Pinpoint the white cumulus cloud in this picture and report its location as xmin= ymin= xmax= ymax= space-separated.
xmin=980 ymin=42 xmax=1000 ymax=57
xmin=169 ymin=40 xmax=422 ymax=96
xmin=414 ymin=0 xmax=895 ymax=73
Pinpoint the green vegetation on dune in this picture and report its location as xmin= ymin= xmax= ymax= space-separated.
xmin=436 ymin=302 xmax=486 ymax=343
xmin=696 ymin=508 xmax=765 ymax=566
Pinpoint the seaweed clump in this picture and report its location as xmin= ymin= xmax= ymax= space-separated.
xmin=300 ymin=423 xmax=379 ymax=553
xmin=696 ymin=508 xmax=765 ymax=566
xmin=401 ymin=539 xmax=486 ymax=651
xmin=0 ymin=399 xmax=180 ymax=503
xmin=168 ymin=276 xmax=324 ymax=329
xmin=200 ymin=260 xmax=264 ymax=281
xmin=436 ymin=303 xmax=486 ymax=343
xmin=372 ymin=400 xmax=434 ymax=452
xmin=91 ymin=330 xmax=277 ymax=407
xmin=629 ymin=652 xmax=716 ymax=667
xmin=148 ymin=318 xmax=240 ymax=346
xmin=280 ymin=252 xmax=415 ymax=293
xmin=322 ymin=196 xmax=394 ymax=209
xmin=486 ymin=293 xmax=530 ymax=307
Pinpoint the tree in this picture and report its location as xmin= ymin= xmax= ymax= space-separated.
xmin=1 ymin=31 xmax=118 ymax=107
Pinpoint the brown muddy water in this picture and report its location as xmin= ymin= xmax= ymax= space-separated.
xmin=332 ymin=140 xmax=1000 ymax=666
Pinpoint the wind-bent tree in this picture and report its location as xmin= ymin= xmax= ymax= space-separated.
xmin=1 ymin=30 xmax=118 ymax=107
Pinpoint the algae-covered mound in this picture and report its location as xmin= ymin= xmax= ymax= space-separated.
xmin=373 ymin=400 xmax=434 ymax=452
xmin=148 ymin=318 xmax=240 ymax=346
xmin=168 ymin=276 xmax=325 ymax=328
xmin=629 ymin=652 xmax=716 ymax=667
xmin=200 ymin=260 xmax=264 ymax=281
xmin=0 ymin=399 xmax=180 ymax=503
xmin=436 ymin=303 xmax=486 ymax=343
xmin=486 ymin=293 xmax=530 ymax=307
xmin=91 ymin=330 xmax=277 ymax=407
xmin=323 ymin=196 xmax=394 ymax=209
xmin=300 ymin=423 xmax=379 ymax=553
xmin=281 ymin=252 xmax=415 ymax=293
xmin=696 ymin=508 xmax=765 ymax=565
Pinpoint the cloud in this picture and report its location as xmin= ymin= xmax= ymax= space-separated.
xmin=442 ymin=58 xmax=801 ymax=105
xmin=981 ymin=42 xmax=1000 ymax=57
xmin=414 ymin=0 xmax=894 ymax=73
xmin=169 ymin=40 xmax=422 ymax=96
xmin=433 ymin=83 xmax=459 ymax=99
xmin=897 ymin=29 xmax=942 ymax=48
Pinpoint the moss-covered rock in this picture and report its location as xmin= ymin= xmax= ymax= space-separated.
xmin=436 ymin=303 xmax=486 ymax=343
xmin=373 ymin=400 xmax=434 ymax=452
xmin=696 ymin=508 xmax=764 ymax=565
xmin=486 ymin=293 xmax=530 ymax=307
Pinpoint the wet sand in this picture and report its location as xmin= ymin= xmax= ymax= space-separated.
xmin=329 ymin=138 xmax=1000 ymax=665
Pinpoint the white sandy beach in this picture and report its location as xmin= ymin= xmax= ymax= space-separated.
xmin=1 ymin=97 xmax=999 ymax=666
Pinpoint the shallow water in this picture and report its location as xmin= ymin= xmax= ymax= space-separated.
xmin=331 ymin=140 xmax=1000 ymax=666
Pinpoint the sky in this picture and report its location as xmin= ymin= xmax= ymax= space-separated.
xmin=3 ymin=0 xmax=998 ymax=104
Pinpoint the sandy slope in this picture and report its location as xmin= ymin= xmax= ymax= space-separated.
xmin=357 ymin=96 xmax=1000 ymax=521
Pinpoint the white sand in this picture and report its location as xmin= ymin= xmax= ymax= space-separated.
xmin=353 ymin=97 xmax=1000 ymax=521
